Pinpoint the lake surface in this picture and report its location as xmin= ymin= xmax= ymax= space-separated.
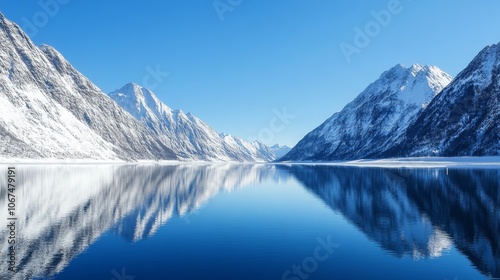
xmin=0 ymin=164 xmax=499 ymax=280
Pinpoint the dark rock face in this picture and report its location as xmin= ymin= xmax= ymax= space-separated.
xmin=396 ymin=44 xmax=500 ymax=157
xmin=283 ymin=43 xmax=500 ymax=161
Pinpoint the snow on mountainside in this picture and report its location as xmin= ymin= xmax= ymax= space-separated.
xmin=109 ymin=83 xmax=275 ymax=162
xmin=282 ymin=64 xmax=452 ymax=161
xmin=393 ymin=43 xmax=500 ymax=157
xmin=0 ymin=12 xmax=176 ymax=161
xmin=220 ymin=133 xmax=275 ymax=162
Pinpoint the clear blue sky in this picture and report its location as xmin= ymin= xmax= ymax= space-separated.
xmin=2 ymin=0 xmax=500 ymax=146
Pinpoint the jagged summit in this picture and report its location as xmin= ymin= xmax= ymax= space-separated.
xmin=367 ymin=64 xmax=452 ymax=108
xmin=0 ymin=13 xmax=176 ymax=160
xmin=281 ymin=64 xmax=452 ymax=161
xmin=283 ymin=41 xmax=500 ymax=161
xmin=0 ymin=12 xmax=11 ymax=26
xmin=398 ymin=41 xmax=500 ymax=157
xmin=270 ymin=144 xmax=292 ymax=159
xmin=109 ymin=83 xmax=275 ymax=162
xmin=1 ymin=9 xmax=498 ymax=161
xmin=478 ymin=42 xmax=500 ymax=56
xmin=379 ymin=63 xmax=435 ymax=77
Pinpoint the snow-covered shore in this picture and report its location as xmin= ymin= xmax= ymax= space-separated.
xmin=278 ymin=157 xmax=500 ymax=169
xmin=1 ymin=157 xmax=500 ymax=168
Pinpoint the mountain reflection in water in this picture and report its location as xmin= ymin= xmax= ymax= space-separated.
xmin=0 ymin=164 xmax=498 ymax=279
xmin=280 ymin=165 xmax=499 ymax=278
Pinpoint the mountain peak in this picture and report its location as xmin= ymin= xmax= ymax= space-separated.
xmin=109 ymin=83 xmax=171 ymax=122
xmin=401 ymin=42 xmax=500 ymax=157
xmin=483 ymin=42 xmax=500 ymax=52
xmin=114 ymin=82 xmax=154 ymax=98
xmin=410 ymin=64 xmax=431 ymax=75
xmin=0 ymin=11 xmax=9 ymax=26
xmin=381 ymin=64 xmax=422 ymax=82
xmin=468 ymin=42 xmax=500 ymax=68
xmin=0 ymin=12 xmax=177 ymax=161
xmin=383 ymin=64 xmax=446 ymax=79
xmin=39 ymin=44 xmax=66 ymax=62
xmin=271 ymin=144 xmax=291 ymax=149
xmin=371 ymin=64 xmax=451 ymax=106
xmin=0 ymin=11 xmax=31 ymax=45
xmin=126 ymin=82 xmax=141 ymax=88
xmin=270 ymin=144 xmax=292 ymax=159
xmin=282 ymin=63 xmax=452 ymax=161
xmin=39 ymin=43 xmax=56 ymax=52
xmin=450 ymin=41 xmax=500 ymax=91
xmin=108 ymin=86 xmax=275 ymax=162
xmin=120 ymin=82 xmax=142 ymax=92
xmin=383 ymin=63 xmax=407 ymax=77
xmin=477 ymin=42 xmax=500 ymax=64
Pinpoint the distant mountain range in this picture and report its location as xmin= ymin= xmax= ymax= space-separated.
xmin=0 ymin=12 xmax=274 ymax=162
xmin=282 ymin=43 xmax=500 ymax=161
xmin=269 ymin=144 xmax=292 ymax=159
xmin=109 ymin=83 xmax=274 ymax=161
xmin=0 ymin=11 xmax=498 ymax=162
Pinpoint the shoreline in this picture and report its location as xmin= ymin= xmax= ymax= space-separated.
xmin=0 ymin=156 xmax=500 ymax=168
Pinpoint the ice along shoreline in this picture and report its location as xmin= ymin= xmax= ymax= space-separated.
xmin=1 ymin=157 xmax=500 ymax=169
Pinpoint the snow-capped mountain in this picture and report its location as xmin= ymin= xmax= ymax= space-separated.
xmin=220 ymin=132 xmax=275 ymax=162
xmin=0 ymin=13 xmax=176 ymax=161
xmin=109 ymin=83 xmax=275 ymax=161
xmin=282 ymin=64 xmax=452 ymax=161
xmin=270 ymin=144 xmax=292 ymax=159
xmin=392 ymin=43 xmax=500 ymax=157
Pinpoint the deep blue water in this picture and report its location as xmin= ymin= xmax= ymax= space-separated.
xmin=0 ymin=164 xmax=498 ymax=280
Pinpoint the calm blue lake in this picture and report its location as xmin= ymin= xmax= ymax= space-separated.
xmin=0 ymin=164 xmax=498 ymax=280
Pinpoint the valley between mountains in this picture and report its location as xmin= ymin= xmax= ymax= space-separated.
xmin=0 ymin=12 xmax=498 ymax=162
